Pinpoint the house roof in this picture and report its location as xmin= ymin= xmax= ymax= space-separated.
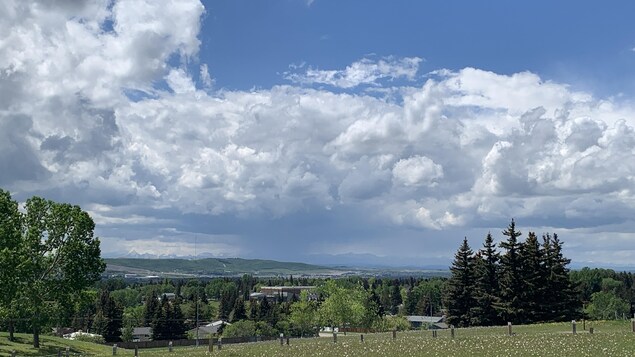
xmin=132 ymin=327 xmax=152 ymax=336
xmin=406 ymin=315 xmax=445 ymax=323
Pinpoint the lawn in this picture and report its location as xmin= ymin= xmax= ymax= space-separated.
xmin=2 ymin=321 xmax=635 ymax=356
xmin=0 ymin=333 xmax=113 ymax=357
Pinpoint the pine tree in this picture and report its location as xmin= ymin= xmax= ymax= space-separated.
xmin=143 ymin=291 xmax=159 ymax=326
xmin=232 ymin=297 xmax=247 ymax=322
xmin=542 ymin=233 xmax=579 ymax=321
xmin=446 ymin=237 xmax=476 ymax=327
xmin=170 ymin=298 xmax=188 ymax=340
xmin=390 ymin=283 xmax=402 ymax=315
xmin=497 ymin=219 xmax=525 ymax=323
xmin=471 ymin=233 xmax=500 ymax=326
xmin=94 ymin=290 xmax=123 ymax=342
xmin=151 ymin=298 xmax=169 ymax=340
xmin=404 ymin=288 xmax=418 ymax=315
xmin=519 ymin=232 xmax=546 ymax=323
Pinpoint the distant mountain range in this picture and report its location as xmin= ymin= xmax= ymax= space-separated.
xmin=105 ymin=257 xmax=344 ymax=277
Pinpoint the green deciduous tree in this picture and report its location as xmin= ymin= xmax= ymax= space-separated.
xmin=289 ymin=291 xmax=317 ymax=336
xmin=19 ymin=196 xmax=105 ymax=347
xmin=0 ymin=190 xmax=22 ymax=341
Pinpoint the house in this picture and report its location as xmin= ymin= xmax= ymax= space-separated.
xmin=406 ymin=315 xmax=448 ymax=329
xmin=158 ymin=293 xmax=176 ymax=301
xmin=188 ymin=320 xmax=231 ymax=337
xmin=131 ymin=327 xmax=152 ymax=341
xmin=258 ymin=286 xmax=316 ymax=301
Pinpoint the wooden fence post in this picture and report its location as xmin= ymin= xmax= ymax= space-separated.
xmin=280 ymin=333 xmax=284 ymax=345
xmin=113 ymin=343 xmax=117 ymax=355
xmin=218 ymin=337 xmax=222 ymax=350
xmin=134 ymin=344 xmax=139 ymax=357
xmin=168 ymin=341 xmax=173 ymax=352
xmin=507 ymin=322 xmax=512 ymax=336
xmin=589 ymin=327 xmax=594 ymax=334
xmin=65 ymin=347 xmax=69 ymax=357
xmin=632 ymin=319 xmax=635 ymax=333
xmin=572 ymin=320 xmax=576 ymax=334
xmin=209 ymin=337 xmax=213 ymax=352
xmin=360 ymin=334 xmax=364 ymax=342
xmin=451 ymin=325 xmax=455 ymax=338
xmin=333 ymin=331 xmax=337 ymax=343
xmin=11 ymin=351 xmax=16 ymax=357
xmin=392 ymin=329 xmax=396 ymax=340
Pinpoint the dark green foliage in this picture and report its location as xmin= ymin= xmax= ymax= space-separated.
xmin=519 ymin=232 xmax=546 ymax=323
xmin=470 ymin=233 xmax=500 ymax=326
xmin=143 ymin=291 xmax=159 ymax=326
xmin=389 ymin=283 xmax=402 ymax=315
xmin=96 ymin=290 xmax=123 ymax=342
xmin=231 ymin=297 xmax=247 ymax=322
xmin=496 ymin=219 xmax=525 ymax=323
xmin=542 ymin=234 xmax=579 ymax=321
xmin=446 ymin=237 xmax=476 ymax=327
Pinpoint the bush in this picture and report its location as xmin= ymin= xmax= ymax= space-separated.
xmin=256 ymin=321 xmax=278 ymax=337
xmin=73 ymin=334 xmax=105 ymax=344
xmin=222 ymin=320 xmax=256 ymax=338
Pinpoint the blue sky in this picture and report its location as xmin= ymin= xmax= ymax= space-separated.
xmin=201 ymin=1 xmax=635 ymax=96
xmin=3 ymin=0 xmax=635 ymax=267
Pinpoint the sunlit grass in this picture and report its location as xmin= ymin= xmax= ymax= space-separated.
xmin=2 ymin=321 xmax=635 ymax=356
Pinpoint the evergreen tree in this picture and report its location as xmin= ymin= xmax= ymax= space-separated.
xmin=471 ymin=233 xmax=500 ymax=326
xmin=389 ymin=283 xmax=402 ymax=315
xmin=259 ymin=298 xmax=271 ymax=322
xmin=404 ymin=288 xmax=418 ymax=315
xmin=96 ymin=290 xmax=123 ymax=342
xmin=232 ymin=297 xmax=247 ymax=322
xmin=143 ymin=291 xmax=159 ymax=326
xmin=542 ymin=233 xmax=579 ymax=321
xmin=151 ymin=298 xmax=169 ymax=340
xmin=248 ymin=299 xmax=259 ymax=320
xmin=170 ymin=298 xmax=188 ymax=340
xmin=446 ymin=237 xmax=476 ymax=327
xmin=518 ymin=232 xmax=547 ymax=323
xmin=497 ymin=219 xmax=525 ymax=323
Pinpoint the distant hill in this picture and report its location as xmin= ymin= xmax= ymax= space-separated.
xmin=104 ymin=257 xmax=340 ymax=277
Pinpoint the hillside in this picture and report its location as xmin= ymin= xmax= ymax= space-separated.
xmin=105 ymin=257 xmax=340 ymax=277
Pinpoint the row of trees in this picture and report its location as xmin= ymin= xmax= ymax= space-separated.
xmin=446 ymin=220 xmax=579 ymax=327
xmin=0 ymin=190 xmax=105 ymax=347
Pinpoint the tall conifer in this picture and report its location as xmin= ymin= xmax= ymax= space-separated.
xmin=446 ymin=237 xmax=476 ymax=327
xmin=471 ymin=233 xmax=500 ymax=326
xmin=497 ymin=219 xmax=525 ymax=323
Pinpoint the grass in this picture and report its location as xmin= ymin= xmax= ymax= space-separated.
xmin=2 ymin=321 xmax=635 ymax=356
xmin=0 ymin=333 xmax=113 ymax=357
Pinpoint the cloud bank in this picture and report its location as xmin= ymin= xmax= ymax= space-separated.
xmin=2 ymin=0 xmax=635 ymax=265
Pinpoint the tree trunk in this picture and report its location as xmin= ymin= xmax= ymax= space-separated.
xmin=33 ymin=326 xmax=40 ymax=348
xmin=8 ymin=320 xmax=15 ymax=341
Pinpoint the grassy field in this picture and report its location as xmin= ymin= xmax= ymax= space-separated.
xmin=0 ymin=333 xmax=113 ymax=357
xmin=3 ymin=321 xmax=635 ymax=356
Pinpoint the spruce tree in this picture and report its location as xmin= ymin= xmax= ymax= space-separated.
xmin=390 ymin=283 xmax=402 ymax=315
xmin=519 ymin=232 xmax=546 ymax=323
xmin=143 ymin=291 xmax=159 ymax=326
xmin=170 ymin=298 xmax=188 ymax=340
xmin=232 ymin=297 xmax=247 ymax=322
xmin=542 ymin=233 xmax=579 ymax=321
xmin=497 ymin=219 xmax=525 ymax=323
xmin=446 ymin=237 xmax=476 ymax=327
xmin=471 ymin=232 xmax=500 ymax=326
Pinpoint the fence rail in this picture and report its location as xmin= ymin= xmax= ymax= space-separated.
xmin=114 ymin=336 xmax=278 ymax=349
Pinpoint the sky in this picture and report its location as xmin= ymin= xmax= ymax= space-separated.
xmin=3 ymin=0 xmax=635 ymax=267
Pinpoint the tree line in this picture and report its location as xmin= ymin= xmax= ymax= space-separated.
xmin=446 ymin=219 xmax=579 ymax=327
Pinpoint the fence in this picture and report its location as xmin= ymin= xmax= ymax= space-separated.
xmin=114 ymin=336 xmax=278 ymax=349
